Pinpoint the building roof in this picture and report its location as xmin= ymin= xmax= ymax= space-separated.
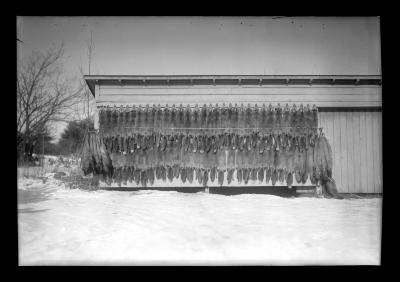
xmin=84 ymin=75 xmax=382 ymax=97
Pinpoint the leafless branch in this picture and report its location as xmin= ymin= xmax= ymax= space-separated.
xmin=17 ymin=43 xmax=84 ymax=153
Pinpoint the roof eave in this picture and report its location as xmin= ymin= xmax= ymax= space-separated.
xmin=84 ymin=74 xmax=382 ymax=97
xmin=84 ymin=75 xmax=96 ymax=97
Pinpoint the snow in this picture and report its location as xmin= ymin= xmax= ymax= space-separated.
xmin=18 ymin=174 xmax=381 ymax=266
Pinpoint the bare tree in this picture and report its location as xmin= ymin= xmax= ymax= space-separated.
xmin=17 ymin=43 xmax=84 ymax=162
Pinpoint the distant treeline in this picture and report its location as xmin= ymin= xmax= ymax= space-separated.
xmin=18 ymin=118 xmax=94 ymax=163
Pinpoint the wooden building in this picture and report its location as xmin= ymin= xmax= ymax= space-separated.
xmin=85 ymin=75 xmax=382 ymax=193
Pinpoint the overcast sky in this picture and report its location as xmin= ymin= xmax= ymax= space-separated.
xmin=17 ymin=16 xmax=381 ymax=140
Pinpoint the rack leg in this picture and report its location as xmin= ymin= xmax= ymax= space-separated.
xmin=315 ymin=185 xmax=322 ymax=197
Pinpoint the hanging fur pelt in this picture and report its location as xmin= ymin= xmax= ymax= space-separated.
xmin=237 ymin=168 xmax=243 ymax=183
xmin=187 ymin=167 xmax=194 ymax=183
xmin=271 ymin=169 xmax=278 ymax=186
xmin=265 ymin=167 xmax=272 ymax=184
xmin=320 ymin=134 xmax=333 ymax=179
xmin=257 ymin=167 xmax=264 ymax=183
xmin=203 ymin=169 xmax=209 ymax=187
xmin=321 ymin=178 xmax=343 ymax=199
xmin=196 ymin=168 xmax=203 ymax=185
xmin=227 ymin=169 xmax=234 ymax=184
xmin=305 ymin=133 xmax=316 ymax=185
xmin=210 ymin=167 xmax=217 ymax=182
xmin=217 ymin=169 xmax=224 ymax=186
xmin=81 ymin=132 xmax=113 ymax=178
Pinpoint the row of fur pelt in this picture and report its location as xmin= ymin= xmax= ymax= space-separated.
xmin=104 ymin=135 xmax=332 ymax=187
xmin=99 ymin=103 xmax=318 ymax=135
xmin=103 ymin=165 xmax=330 ymax=188
xmin=106 ymin=137 xmax=331 ymax=177
xmin=101 ymin=131 xmax=320 ymax=155
xmin=109 ymin=148 xmax=304 ymax=170
xmin=84 ymin=132 xmax=333 ymax=188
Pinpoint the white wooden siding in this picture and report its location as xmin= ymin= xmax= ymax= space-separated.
xmin=319 ymin=110 xmax=382 ymax=193
xmin=97 ymin=85 xmax=382 ymax=108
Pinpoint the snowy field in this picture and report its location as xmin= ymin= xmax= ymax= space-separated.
xmin=18 ymin=158 xmax=381 ymax=265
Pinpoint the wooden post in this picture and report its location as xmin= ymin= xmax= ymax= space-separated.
xmin=94 ymin=84 xmax=99 ymax=130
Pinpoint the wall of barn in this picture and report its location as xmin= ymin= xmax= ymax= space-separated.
xmin=319 ymin=110 xmax=382 ymax=193
xmin=94 ymin=84 xmax=382 ymax=193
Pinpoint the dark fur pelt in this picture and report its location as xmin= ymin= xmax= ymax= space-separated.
xmin=265 ymin=167 xmax=272 ymax=184
xmin=257 ymin=167 xmax=264 ymax=183
xmin=227 ymin=169 xmax=234 ymax=184
xmin=210 ymin=167 xmax=217 ymax=182
xmin=271 ymin=169 xmax=278 ymax=186
xmin=218 ymin=170 xmax=224 ymax=186
xmin=321 ymin=178 xmax=343 ymax=199
xmin=237 ymin=168 xmax=243 ymax=183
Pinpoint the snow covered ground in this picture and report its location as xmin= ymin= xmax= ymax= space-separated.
xmin=18 ymin=173 xmax=381 ymax=266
